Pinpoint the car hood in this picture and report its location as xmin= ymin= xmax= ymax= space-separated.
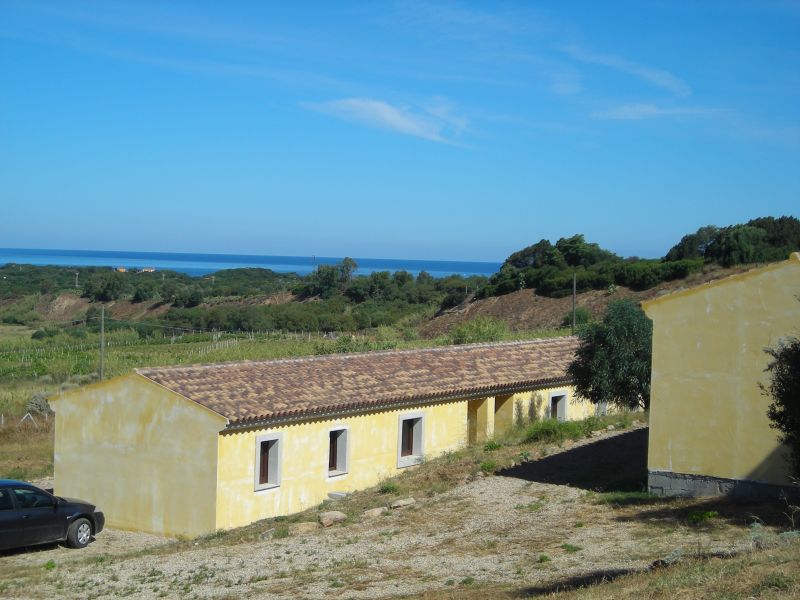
xmin=59 ymin=497 xmax=96 ymax=509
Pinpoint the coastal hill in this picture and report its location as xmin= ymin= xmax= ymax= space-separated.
xmin=1 ymin=215 xmax=797 ymax=339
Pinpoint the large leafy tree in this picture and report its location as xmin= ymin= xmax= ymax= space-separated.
xmin=763 ymin=337 xmax=800 ymax=478
xmin=567 ymin=299 xmax=653 ymax=410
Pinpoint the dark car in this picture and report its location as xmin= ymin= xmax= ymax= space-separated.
xmin=0 ymin=480 xmax=104 ymax=551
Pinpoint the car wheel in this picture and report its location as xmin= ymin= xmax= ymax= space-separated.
xmin=66 ymin=517 xmax=92 ymax=549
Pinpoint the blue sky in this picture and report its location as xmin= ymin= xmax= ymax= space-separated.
xmin=1 ymin=1 xmax=798 ymax=261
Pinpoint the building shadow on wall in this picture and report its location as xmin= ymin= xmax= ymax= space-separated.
xmin=500 ymin=427 xmax=649 ymax=492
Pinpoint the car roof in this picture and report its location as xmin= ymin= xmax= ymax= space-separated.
xmin=0 ymin=479 xmax=36 ymax=487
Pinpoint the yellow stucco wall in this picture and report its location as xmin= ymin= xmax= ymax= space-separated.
xmin=215 ymin=400 xmax=467 ymax=530
xmin=467 ymin=385 xmax=586 ymax=442
xmin=644 ymin=254 xmax=800 ymax=486
xmin=504 ymin=385 xmax=593 ymax=430
xmin=50 ymin=374 xmax=227 ymax=538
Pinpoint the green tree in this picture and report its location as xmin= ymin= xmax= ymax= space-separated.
xmin=337 ymin=257 xmax=358 ymax=284
xmin=665 ymin=225 xmax=719 ymax=261
xmin=567 ymin=299 xmax=653 ymax=410
xmin=83 ymin=272 xmax=127 ymax=301
xmin=763 ymin=337 xmax=800 ymax=478
xmin=706 ymin=225 xmax=771 ymax=267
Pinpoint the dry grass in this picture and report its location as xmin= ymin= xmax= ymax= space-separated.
xmin=406 ymin=539 xmax=800 ymax=599
xmin=0 ymin=421 xmax=54 ymax=480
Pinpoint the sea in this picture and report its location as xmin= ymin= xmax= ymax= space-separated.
xmin=0 ymin=248 xmax=502 ymax=279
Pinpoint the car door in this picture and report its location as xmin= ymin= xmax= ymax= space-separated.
xmin=11 ymin=487 xmax=64 ymax=545
xmin=0 ymin=487 xmax=25 ymax=550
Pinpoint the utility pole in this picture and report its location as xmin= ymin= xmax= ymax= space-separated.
xmin=100 ymin=305 xmax=105 ymax=380
xmin=74 ymin=271 xmax=79 ymax=289
xmin=571 ymin=272 xmax=577 ymax=335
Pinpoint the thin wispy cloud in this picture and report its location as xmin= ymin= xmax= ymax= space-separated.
xmin=564 ymin=45 xmax=691 ymax=97
xmin=304 ymin=97 xmax=466 ymax=143
xmin=593 ymin=104 xmax=717 ymax=120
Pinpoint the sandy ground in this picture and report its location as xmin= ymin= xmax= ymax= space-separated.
xmin=1 ymin=427 xmax=780 ymax=599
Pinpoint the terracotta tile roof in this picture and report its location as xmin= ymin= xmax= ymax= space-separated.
xmin=136 ymin=337 xmax=578 ymax=427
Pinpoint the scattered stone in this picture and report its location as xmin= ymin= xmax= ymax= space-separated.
xmin=258 ymin=528 xmax=275 ymax=540
xmin=390 ymin=498 xmax=416 ymax=510
xmin=509 ymin=461 xmax=516 ymax=468
xmin=476 ymin=471 xmax=485 ymax=478
xmin=363 ymin=507 xmax=388 ymax=518
xmin=606 ymin=425 xmax=616 ymax=431
xmin=328 ymin=492 xmax=349 ymax=500
xmin=292 ymin=522 xmax=320 ymax=534
xmin=318 ymin=511 xmax=347 ymax=527
xmin=590 ymin=430 xmax=603 ymax=438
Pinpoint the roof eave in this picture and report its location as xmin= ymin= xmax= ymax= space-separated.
xmin=222 ymin=376 xmax=573 ymax=433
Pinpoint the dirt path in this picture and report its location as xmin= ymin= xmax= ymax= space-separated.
xmin=0 ymin=428 xmax=783 ymax=599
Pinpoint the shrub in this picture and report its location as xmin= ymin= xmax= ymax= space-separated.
xmin=763 ymin=336 xmax=800 ymax=477
xmin=31 ymin=328 xmax=59 ymax=340
xmin=688 ymin=510 xmax=719 ymax=525
xmin=449 ymin=317 xmax=508 ymax=345
xmin=479 ymin=460 xmax=497 ymax=473
xmin=537 ymin=554 xmax=551 ymax=563
xmin=378 ymin=480 xmax=399 ymax=494
xmin=483 ymin=440 xmax=502 ymax=452
xmin=524 ymin=419 xmax=584 ymax=444
xmin=561 ymin=306 xmax=591 ymax=328
xmin=27 ymin=391 xmax=52 ymax=415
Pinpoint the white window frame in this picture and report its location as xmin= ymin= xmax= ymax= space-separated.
xmin=326 ymin=425 xmax=349 ymax=479
xmin=397 ymin=411 xmax=425 ymax=468
xmin=254 ymin=432 xmax=283 ymax=492
xmin=549 ymin=390 xmax=568 ymax=422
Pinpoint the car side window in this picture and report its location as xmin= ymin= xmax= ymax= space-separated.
xmin=11 ymin=488 xmax=54 ymax=509
xmin=0 ymin=489 xmax=13 ymax=511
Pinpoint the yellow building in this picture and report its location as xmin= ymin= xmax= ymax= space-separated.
xmin=50 ymin=337 xmax=588 ymax=538
xmin=643 ymin=253 xmax=800 ymax=499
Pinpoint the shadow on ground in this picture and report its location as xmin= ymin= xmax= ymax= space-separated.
xmin=500 ymin=428 xmax=648 ymax=492
xmin=512 ymin=568 xmax=635 ymax=597
xmin=611 ymin=496 xmax=792 ymax=528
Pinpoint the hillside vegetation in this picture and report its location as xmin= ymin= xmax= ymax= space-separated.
xmin=477 ymin=215 xmax=800 ymax=299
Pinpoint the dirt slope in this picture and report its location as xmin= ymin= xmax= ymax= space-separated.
xmin=420 ymin=263 xmax=757 ymax=337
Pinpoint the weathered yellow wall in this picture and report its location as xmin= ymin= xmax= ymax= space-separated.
xmin=500 ymin=385 xmax=589 ymax=433
xmin=50 ymin=374 xmax=227 ymax=538
xmin=645 ymin=254 xmax=800 ymax=486
xmin=467 ymin=386 xmax=585 ymax=441
xmin=215 ymin=400 xmax=466 ymax=530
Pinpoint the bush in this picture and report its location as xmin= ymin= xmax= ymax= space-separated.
xmin=524 ymin=419 xmax=584 ymax=444
xmin=479 ymin=460 xmax=497 ymax=473
xmin=449 ymin=317 xmax=509 ymax=345
xmin=378 ymin=480 xmax=399 ymax=494
xmin=27 ymin=391 xmax=52 ymax=415
xmin=31 ymin=328 xmax=58 ymax=340
xmin=483 ymin=440 xmax=502 ymax=451
xmin=561 ymin=306 xmax=591 ymax=328
xmin=763 ymin=336 xmax=800 ymax=477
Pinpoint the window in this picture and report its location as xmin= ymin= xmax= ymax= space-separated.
xmin=549 ymin=391 xmax=567 ymax=422
xmin=11 ymin=487 xmax=54 ymax=509
xmin=254 ymin=433 xmax=282 ymax=491
xmin=397 ymin=412 xmax=424 ymax=468
xmin=327 ymin=427 xmax=348 ymax=477
xmin=0 ymin=489 xmax=13 ymax=511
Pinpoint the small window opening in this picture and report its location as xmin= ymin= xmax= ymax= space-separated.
xmin=328 ymin=429 xmax=348 ymax=475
